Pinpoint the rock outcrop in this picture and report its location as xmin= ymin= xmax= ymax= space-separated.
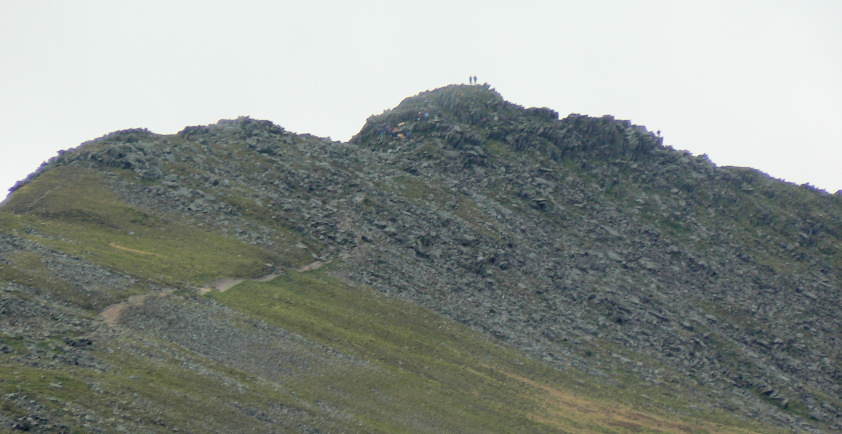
xmin=2 ymin=85 xmax=841 ymax=431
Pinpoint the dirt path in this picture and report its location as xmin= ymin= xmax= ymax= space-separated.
xmin=197 ymin=260 xmax=328 ymax=294
xmin=108 ymin=243 xmax=154 ymax=256
xmin=296 ymin=260 xmax=326 ymax=273
xmin=196 ymin=273 xmax=281 ymax=295
xmin=102 ymin=260 xmax=329 ymax=325
xmin=101 ymin=289 xmax=174 ymax=326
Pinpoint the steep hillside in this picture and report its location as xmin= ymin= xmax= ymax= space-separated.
xmin=1 ymin=84 xmax=840 ymax=432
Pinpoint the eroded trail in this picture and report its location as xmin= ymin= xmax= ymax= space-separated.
xmin=101 ymin=260 xmax=328 ymax=325
xmin=101 ymin=289 xmax=174 ymax=326
xmin=198 ymin=260 xmax=327 ymax=294
xmin=196 ymin=273 xmax=281 ymax=295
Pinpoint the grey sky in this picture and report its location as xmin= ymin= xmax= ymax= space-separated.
xmin=2 ymin=1 xmax=841 ymax=197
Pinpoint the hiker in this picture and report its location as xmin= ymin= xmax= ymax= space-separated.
xmin=473 ymin=75 xmax=478 ymax=85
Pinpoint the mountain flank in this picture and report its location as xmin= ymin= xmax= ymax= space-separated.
xmin=1 ymin=84 xmax=841 ymax=432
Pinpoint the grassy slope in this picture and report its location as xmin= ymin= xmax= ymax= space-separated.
xmin=208 ymin=268 xmax=775 ymax=432
xmin=0 ymin=270 xmax=775 ymax=432
xmin=0 ymin=161 xmax=781 ymax=431
xmin=0 ymin=166 xmax=297 ymax=289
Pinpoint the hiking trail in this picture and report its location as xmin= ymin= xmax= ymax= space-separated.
xmin=101 ymin=260 xmax=328 ymax=325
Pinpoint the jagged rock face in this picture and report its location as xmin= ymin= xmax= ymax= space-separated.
xmin=3 ymin=85 xmax=842 ymax=431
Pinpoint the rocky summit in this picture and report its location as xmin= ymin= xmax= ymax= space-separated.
xmin=1 ymin=84 xmax=840 ymax=432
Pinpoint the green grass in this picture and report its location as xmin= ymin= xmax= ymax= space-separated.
xmin=210 ymin=269 xmax=543 ymax=432
xmin=0 ymin=250 xmax=79 ymax=297
xmin=206 ymin=267 xmax=774 ymax=432
xmin=0 ymin=320 xmax=775 ymax=432
xmin=0 ymin=166 xmax=293 ymax=289
xmin=0 ymin=337 xmax=337 ymax=432
xmin=93 ymin=340 xmax=326 ymax=432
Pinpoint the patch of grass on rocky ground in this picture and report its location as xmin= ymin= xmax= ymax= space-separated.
xmin=0 ymin=250 xmax=82 ymax=301
xmin=392 ymin=174 xmax=448 ymax=205
xmin=0 ymin=166 xmax=283 ymax=286
xmin=0 ymin=364 xmax=96 ymax=430
xmin=0 ymin=339 xmax=338 ymax=432
xmin=93 ymin=339 xmax=326 ymax=432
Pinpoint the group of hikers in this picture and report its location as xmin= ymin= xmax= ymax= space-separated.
xmin=468 ymin=75 xmax=479 ymax=85
xmin=380 ymin=122 xmax=412 ymax=139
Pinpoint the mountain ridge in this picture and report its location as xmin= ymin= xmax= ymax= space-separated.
xmin=1 ymin=84 xmax=840 ymax=432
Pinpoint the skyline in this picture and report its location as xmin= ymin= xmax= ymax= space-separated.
xmin=2 ymin=1 xmax=841 ymax=197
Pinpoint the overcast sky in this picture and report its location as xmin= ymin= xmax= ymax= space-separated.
xmin=2 ymin=1 xmax=841 ymax=198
